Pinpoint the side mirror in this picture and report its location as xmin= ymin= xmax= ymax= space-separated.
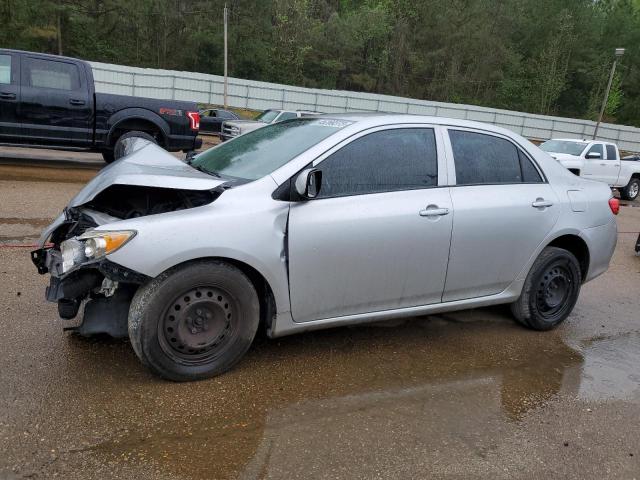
xmin=585 ymin=151 xmax=602 ymax=159
xmin=294 ymin=168 xmax=322 ymax=200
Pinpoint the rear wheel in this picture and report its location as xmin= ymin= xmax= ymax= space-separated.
xmin=128 ymin=261 xmax=260 ymax=381
xmin=511 ymin=247 xmax=581 ymax=331
xmin=101 ymin=150 xmax=115 ymax=164
xmin=620 ymin=177 xmax=640 ymax=201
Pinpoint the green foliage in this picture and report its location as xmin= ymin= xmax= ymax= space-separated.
xmin=1 ymin=0 xmax=640 ymax=126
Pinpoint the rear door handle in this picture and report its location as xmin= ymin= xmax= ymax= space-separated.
xmin=69 ymin=99 xmax=85 ymax=106
xmin=532 ymin=198 xmax=553 ymax=208
xmin=419 ymin=205 xmax=450 ymax=217
xmin=0 ymin=92 xmax=16 ymax=100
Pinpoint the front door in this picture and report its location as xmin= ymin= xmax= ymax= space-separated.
xmin=19 ymin=55 xmax=91 ymax=146
xmin=288 ymin=126 xmax=453 ymax=322
xmin=582 ymin=143 xmax=616 ymax=185
xmin=0 ymin=52 xmax=21 ymax=141
xmin=442 ymin=128 xmax=560 ymax=302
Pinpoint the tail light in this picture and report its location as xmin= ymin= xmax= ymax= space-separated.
xmin=187 ymin=111 xmax=200 ymax=130
xmin=608 ymin=197 xmax=620 ymax=215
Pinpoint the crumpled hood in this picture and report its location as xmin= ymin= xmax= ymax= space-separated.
xmin=68 ymin=142 xmax=225 ymax=207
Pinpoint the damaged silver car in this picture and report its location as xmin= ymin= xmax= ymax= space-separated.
xmin=32 ymin=115 xmax=618 ymax=381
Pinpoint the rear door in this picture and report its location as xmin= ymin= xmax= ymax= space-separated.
xmin=442 ymin=128 xmax=559 ymax=302
xmin=0 ymin=52 xmax=21 ymax=141
xmin=288 ymin=125 xmax=453 ymax=322
xmin=604 ymin=144 xmax=622 ymax=185
xmin=19 ymin=55 xmax=91 ymax=145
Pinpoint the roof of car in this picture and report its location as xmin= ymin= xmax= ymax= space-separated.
xmin=311 ymin=113 xmax=522 ymax=138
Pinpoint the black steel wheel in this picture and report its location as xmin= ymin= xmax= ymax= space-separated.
xmin=158 ymin=286 xmax=238 ymax=365
xmin=129 ymin=260 xmax=260 ymax=381
xmin=511 ymin=247 xmax=581 ymax=330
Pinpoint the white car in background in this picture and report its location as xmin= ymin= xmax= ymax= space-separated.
xmin=220 ymin=109 xmax=319 ymax=141
xmin=540 ymin=139 xmax=640 ymax=201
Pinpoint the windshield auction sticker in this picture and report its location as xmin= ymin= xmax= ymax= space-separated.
xmin=315 ymin=119 xmax=353 ymax=128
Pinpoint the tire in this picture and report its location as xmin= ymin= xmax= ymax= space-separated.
xmin=128 ymin=260 xmax=260 ymax=381
xmin=101 ymin=150 xmax=115 ymax=164
xmin=511 ymin=247 xmax=582 ymax=331
xmin=113 ymin=130 xmax=158 ymax=161
xmin=619 ymin=177 xmax=640 ymax=201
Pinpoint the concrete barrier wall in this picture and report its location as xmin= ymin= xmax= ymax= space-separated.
xmin=89 ymin=61 xmax=640 ymax=153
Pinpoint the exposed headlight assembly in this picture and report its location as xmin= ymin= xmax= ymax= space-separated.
xmin=60 ymin=230 xmax=136 ymax=273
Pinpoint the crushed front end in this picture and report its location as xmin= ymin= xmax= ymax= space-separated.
xmin=31 ymin=207 xmax=149 ymax=337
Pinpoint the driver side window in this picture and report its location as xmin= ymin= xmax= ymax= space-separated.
xmin=314 ymin=128 xmax=438 ymax=199
xmin=587 ymin=144 xmax=603 ymax=158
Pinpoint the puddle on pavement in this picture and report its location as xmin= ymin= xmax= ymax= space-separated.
xmin=0 ymin=164 xmax=97 ymax=183
xmin=578 ymin=331 xmax=640 ymax=401
xmin=0 ymin=217 xmax=51 ymax=244
xmin=60 ymin=311 xmax=591 ymax=480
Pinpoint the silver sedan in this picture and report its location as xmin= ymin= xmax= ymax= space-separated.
xmin=33 ymin=114 xmax=618 ymax=381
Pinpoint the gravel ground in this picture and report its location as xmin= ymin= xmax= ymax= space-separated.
xmin=0 ymin=164 xmax=639 ymax=480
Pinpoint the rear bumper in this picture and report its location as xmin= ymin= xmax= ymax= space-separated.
xmin=165 ymin=134 xmax=201 ymax=152
xmin=581 ymin=218 xmax=618 ymax=282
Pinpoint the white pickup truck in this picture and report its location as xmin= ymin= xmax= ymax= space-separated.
xmin=540 ymin=139 xmax=640 ymax=201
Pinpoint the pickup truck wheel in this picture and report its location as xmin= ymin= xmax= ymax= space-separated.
xmin=113 ymin=130 xmax=158 ymax=161
xmin=511 ymin=247 xmax=581 ymax=331
xmin=128 ymin=260 xmax=260 ymax=381
xmin=620 ymin=178 xmax=640 ymax=201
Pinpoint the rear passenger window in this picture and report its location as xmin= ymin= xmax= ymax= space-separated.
xmin=316 ymin=128 xmax=438 ymax=198
xmin=450 ymin=130 xmax=542 ymax=185
xmin=606 ymin=144 xmax=618 ymax=160
xmin=0 ymin=55 xmax=11 ymax=84
xmin=24 ymin=57 xmax=80 ymax=91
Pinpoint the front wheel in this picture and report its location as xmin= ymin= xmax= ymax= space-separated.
xmin=128 ymin=261 xmax=260 ymax=381
xmin=511 ymin=247 xmax=582 ymax=331
xmin=619 ymin=178 xmax=640 ymax=201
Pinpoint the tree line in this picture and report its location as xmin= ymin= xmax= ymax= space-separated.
xmin=2 ymin=0 xmax=639 ymax=126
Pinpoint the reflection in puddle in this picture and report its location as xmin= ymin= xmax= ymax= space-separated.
xmin=0 ymin=217 xmax=51 ymax=244
xmin=579 ymin=332 xmax=640 ymax=401
xmin=82 ymin=314 xmax=586 ymax=479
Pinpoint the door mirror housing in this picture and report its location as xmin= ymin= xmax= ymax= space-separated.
xmin=294 ymin=168 xmax=322 ymax=200
xmin=585 ymin=151 xmax=602 ymax=159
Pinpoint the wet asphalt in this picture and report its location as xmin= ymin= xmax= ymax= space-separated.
xmin=1 ymin=161 xmax=639 ymax=480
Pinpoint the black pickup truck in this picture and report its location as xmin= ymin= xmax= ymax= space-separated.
xmin=0 ymin=49 xmax=201 ymax=163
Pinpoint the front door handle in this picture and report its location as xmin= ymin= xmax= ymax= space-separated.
xmin=69 ymin=99 xmax=85 ymax=106
xmin=532 ymin=198 xmax=553 ymax=208
xmin=419 ymin=205 xmax=450 ymax=217
xmin=0 ymin=92 xmax=16 ymax=100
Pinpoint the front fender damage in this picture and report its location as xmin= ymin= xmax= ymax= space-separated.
xmin=33 ymin=183 xmax=224 ymax=338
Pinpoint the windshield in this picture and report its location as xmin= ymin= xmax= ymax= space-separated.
xmin=540 ymin=140 xmax=587 ymax=156
xmin=191 ymin=118 xmax=352 ymax=181
xmin=255 ymin=110 xmax=281 ymax=123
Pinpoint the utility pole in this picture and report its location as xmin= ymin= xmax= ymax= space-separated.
xmin=223 ymin=3 xmax=228 ymax=109
xmin=57 ymin=10 xmax=63 ymax=55
xmin=594 ymin=48 xmax=625 ymax=139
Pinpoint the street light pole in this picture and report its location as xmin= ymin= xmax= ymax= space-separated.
xmin=593 ymin=48 xmax=625 ymax=140
xmin=223 ymin=3 xmax=228 ymax=109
